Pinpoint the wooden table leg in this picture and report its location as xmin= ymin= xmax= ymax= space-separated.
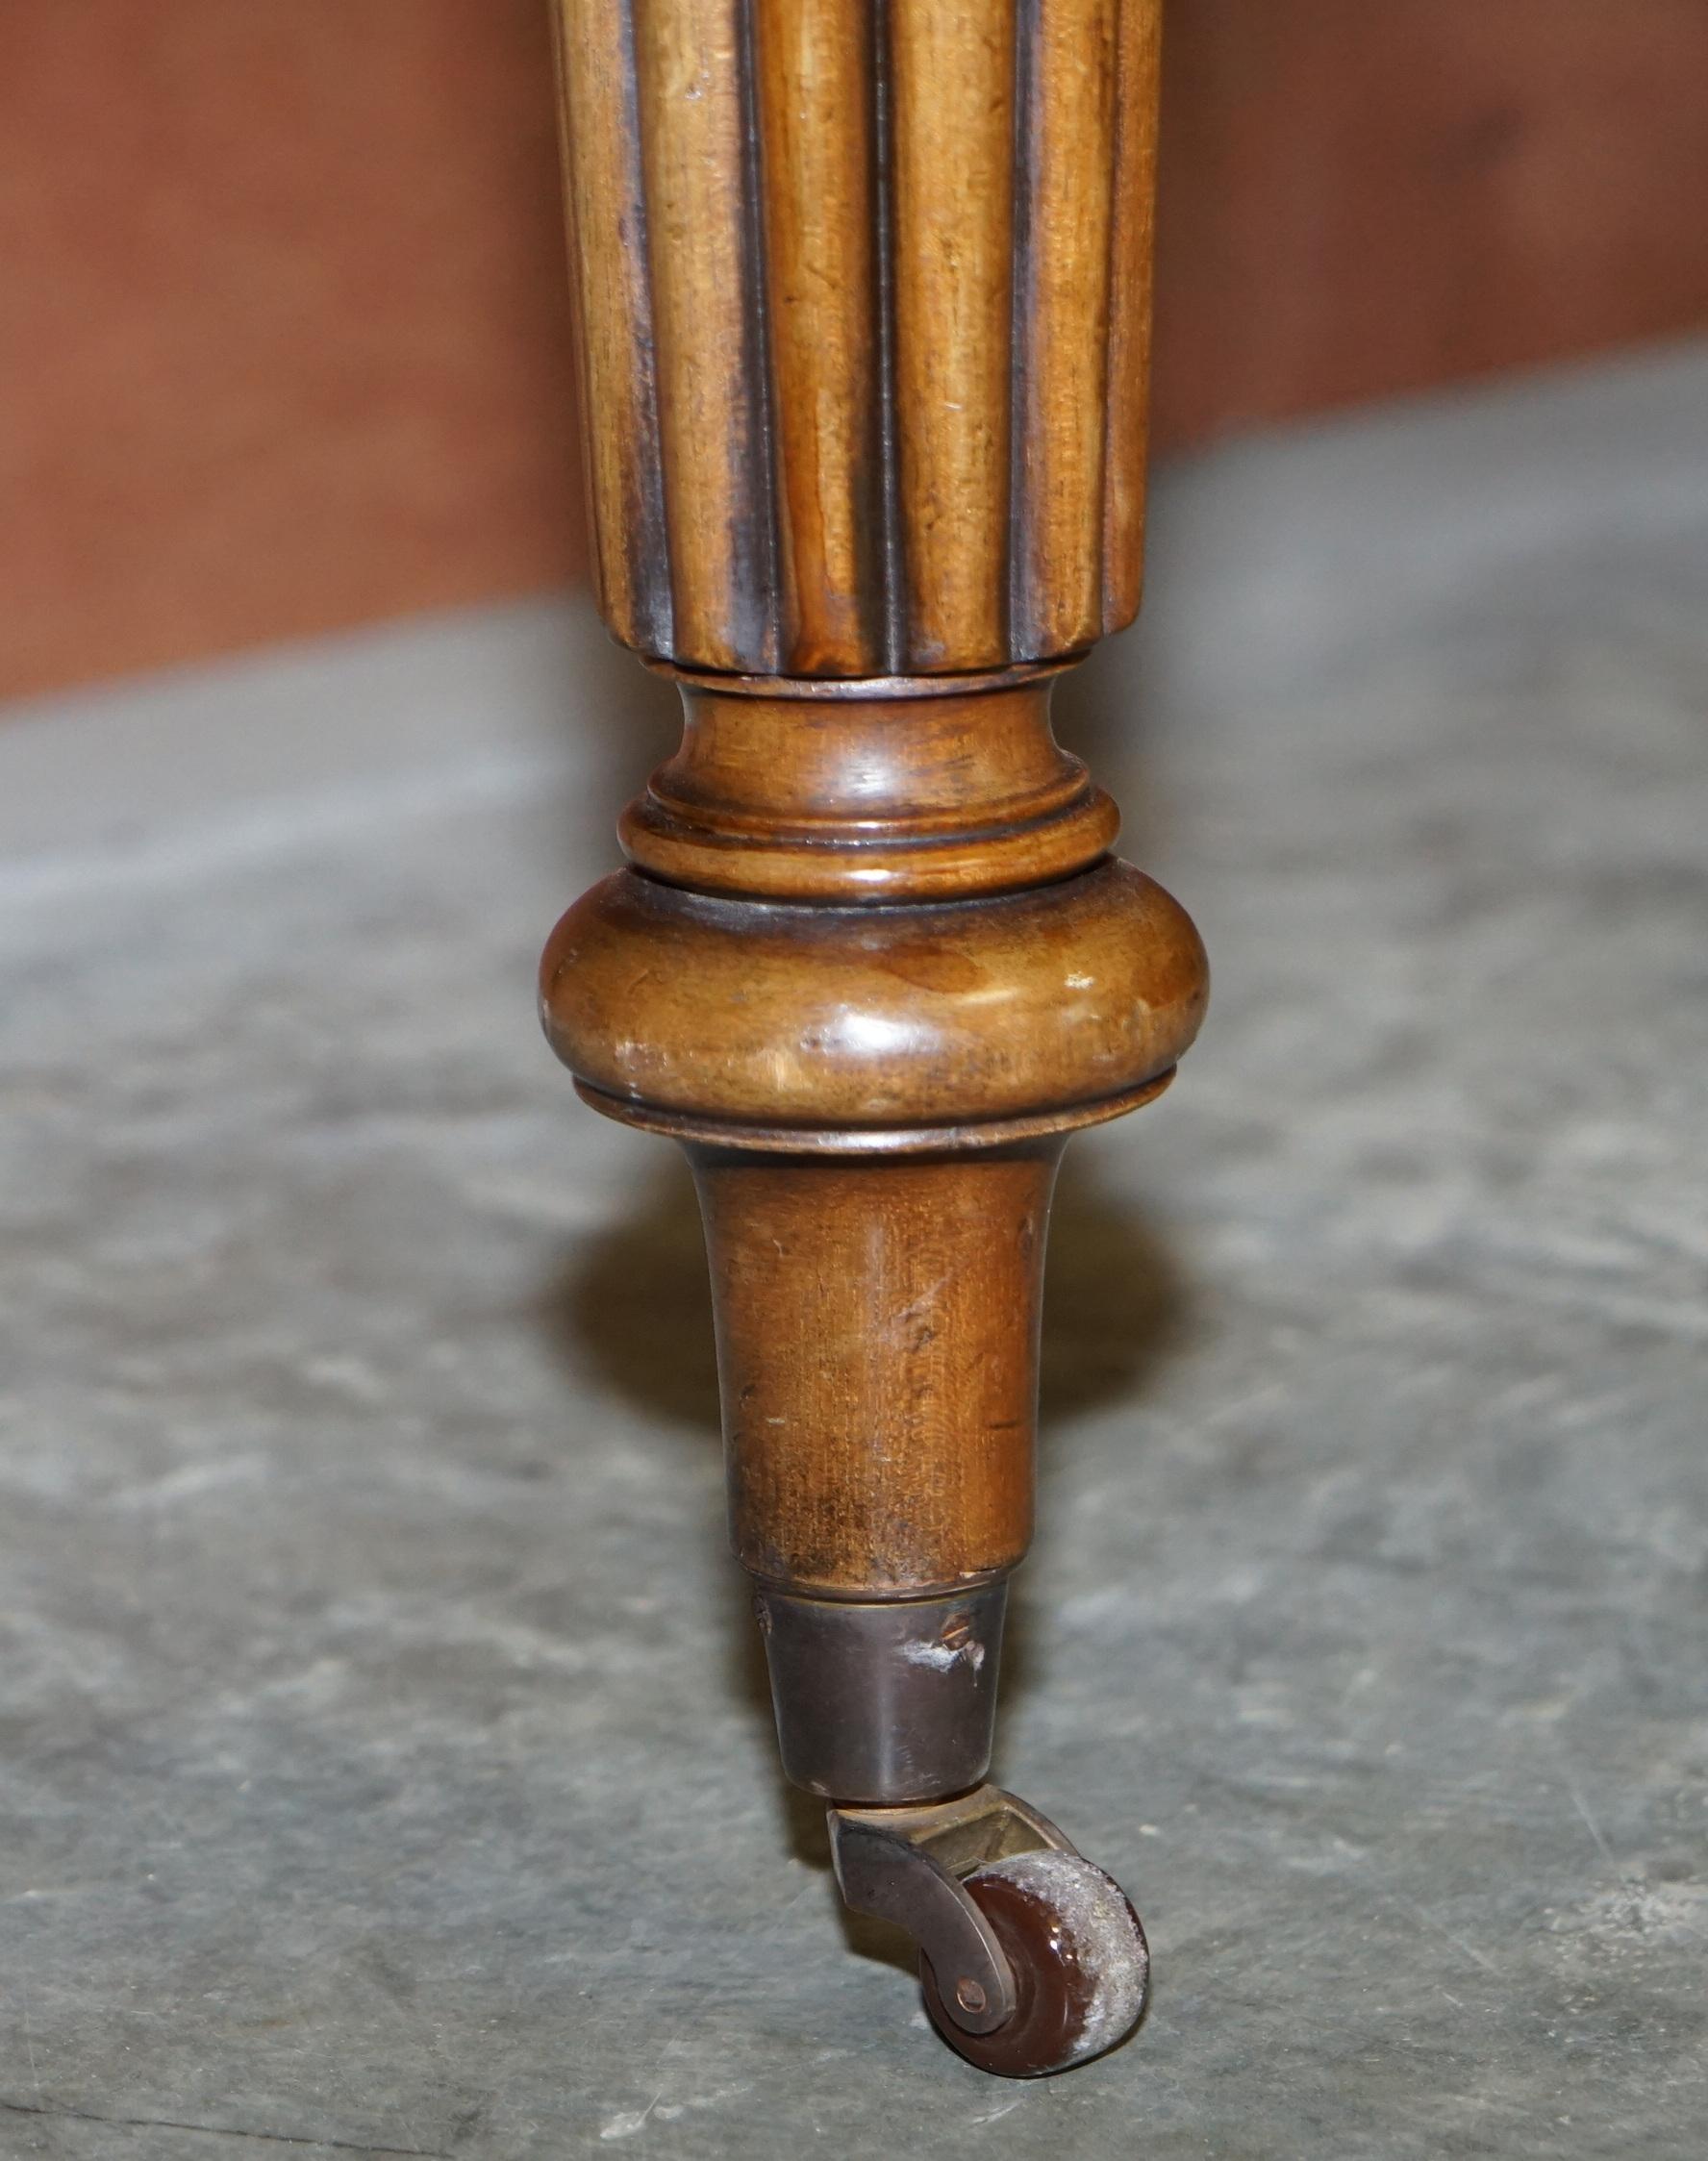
xmin=541 ymin=0 xmax=1205 ymax=2074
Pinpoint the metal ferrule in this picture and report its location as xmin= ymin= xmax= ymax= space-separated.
xmin=752 ymin=1580 xmax=1009 ymax=1805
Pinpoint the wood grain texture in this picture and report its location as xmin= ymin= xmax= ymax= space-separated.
xmin=889 ymin=0 xmax=1018 ymax=666
xmin=542 ymin=854 xmax=1205 ymax=1132
xmin=542 ymin=663 xmax=1208 ymax=1600
xmin=1102 ymin=0 xmax=1163 ymax=629
xmin=541 ymin=0 xmax=1207 ymax=1618
xmin=619 ymin=673 xmax=1118 ymax=901
xmin=552 ymin=0 xmax=669 ymax=650
xmin=754 ymin=0 xmax=887 ymax=672
xmin=631 ymin=0 xmax=778 ymax=669
xmin=692 ymin=1146 xmax=1059 ymax=1595
xmin=1011 ymin=0 xmax=1122 ymax=655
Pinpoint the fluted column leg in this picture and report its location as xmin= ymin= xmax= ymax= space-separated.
xmin=544 ymin=0 xmax=1196 ymax=2075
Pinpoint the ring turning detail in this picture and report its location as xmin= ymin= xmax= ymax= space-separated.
xmin=541 ymin=0 xmax=1195 ymax=2071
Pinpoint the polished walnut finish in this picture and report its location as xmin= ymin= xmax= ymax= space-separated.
xmin=617 ymin=673 xmax=1118 ymax=901
xmin=552 ymin=0 xmax=1162 ymax=676
xmin=541 ymin=684 xmax=1204 ymax=1138
xmin=690 ymin=1144 xmax=1058 ymax=1596
xmin=543 ymin=0 xmax=1203 ymax=1830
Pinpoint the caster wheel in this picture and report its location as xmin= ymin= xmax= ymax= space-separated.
xmin=919 ymin=1850 xmax=1149 ymax=2077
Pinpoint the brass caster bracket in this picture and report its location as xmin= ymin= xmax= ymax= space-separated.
xmin=827 ymin=1784 xmax=1079 ymax=2037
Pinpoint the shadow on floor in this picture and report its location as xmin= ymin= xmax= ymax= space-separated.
xmin=530 ymin=1146 xmax=1192 ymax=1973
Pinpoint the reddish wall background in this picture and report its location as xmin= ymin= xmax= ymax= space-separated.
xmin=5 ymin=0 xmax=1707 ymax=700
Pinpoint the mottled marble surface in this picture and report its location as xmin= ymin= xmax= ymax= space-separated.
xmin=3 ymin=344 xmax=1706 ymax=2159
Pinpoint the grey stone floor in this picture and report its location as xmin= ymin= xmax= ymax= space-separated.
xmin=3 ymin=343 xmax=1706 ymax=2159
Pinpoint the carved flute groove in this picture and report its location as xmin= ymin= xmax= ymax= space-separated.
xmin=552 ymin=0 xmax=1163 ymax=675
